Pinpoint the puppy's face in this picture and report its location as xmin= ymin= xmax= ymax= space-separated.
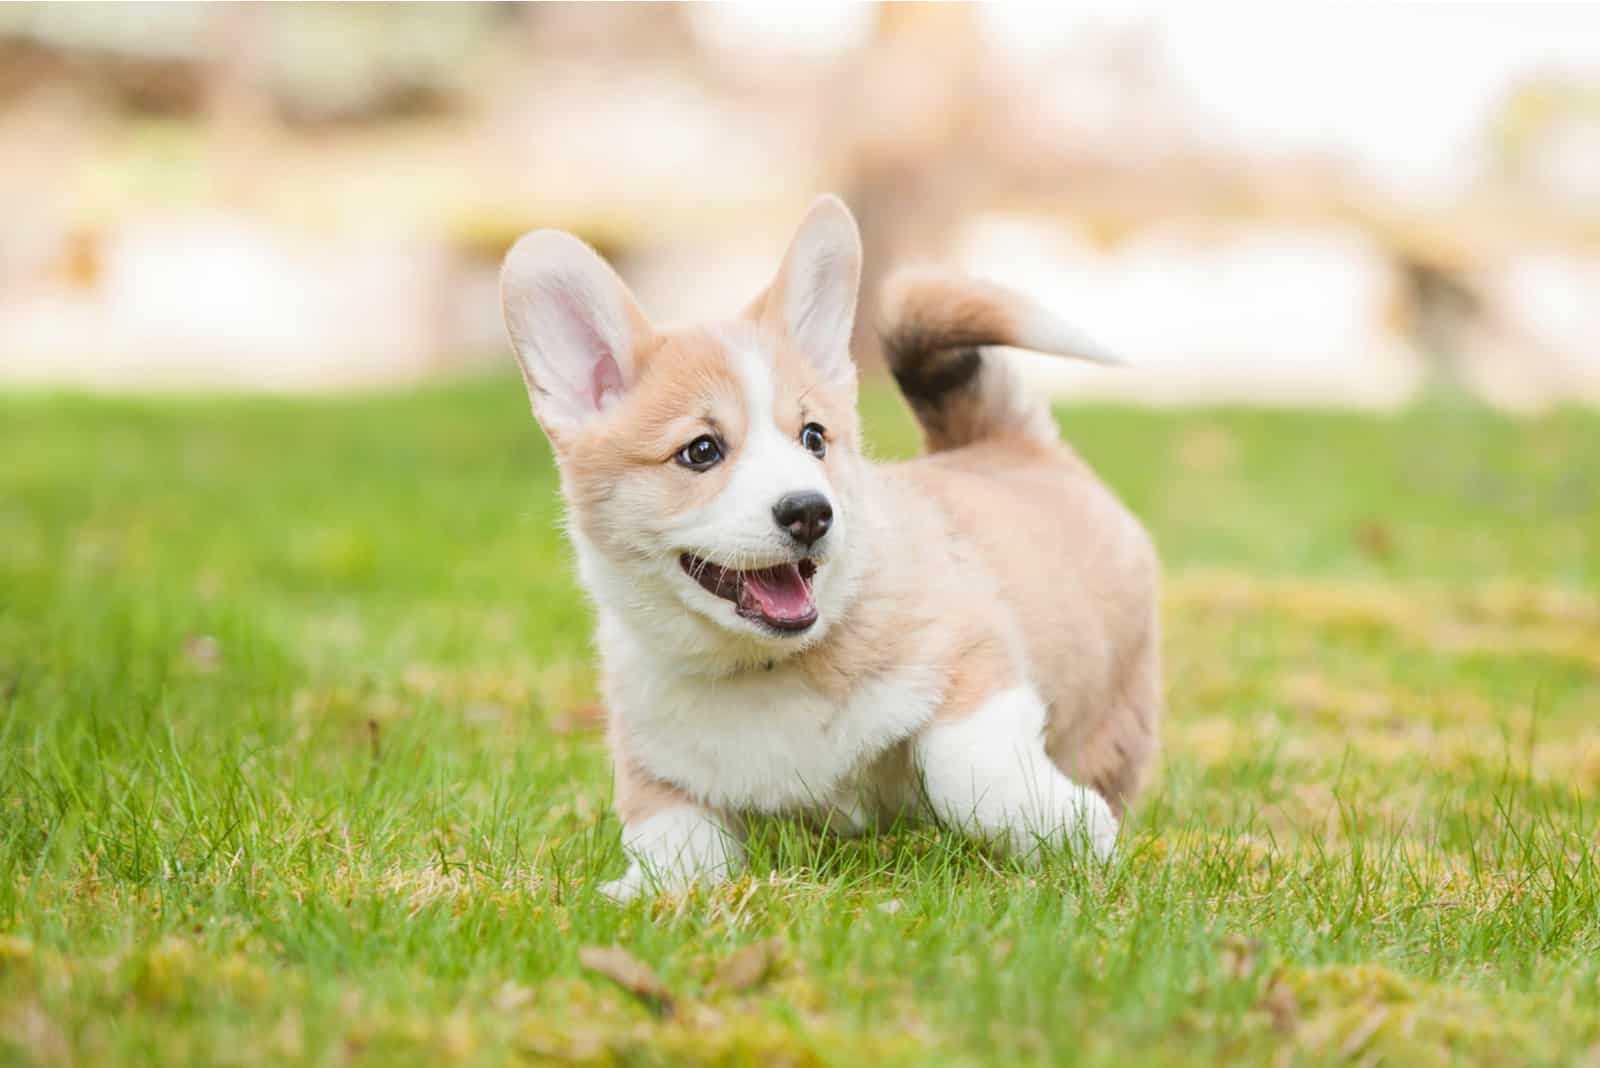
xmin=502 ymin=197 xmax=866 ymax=658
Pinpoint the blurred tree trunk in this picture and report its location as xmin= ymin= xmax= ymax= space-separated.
xmin=835 ymin=4 xmax=995 ymax=374
xmin=205 ymin=4 xmax=277 ymax=213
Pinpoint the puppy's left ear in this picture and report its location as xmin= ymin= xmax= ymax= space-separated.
xmin=758 ymin=194 xmax=862 ymax=386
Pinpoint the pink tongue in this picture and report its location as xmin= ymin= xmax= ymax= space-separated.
xmin=739 ymin=563 xmax=814 ymax=621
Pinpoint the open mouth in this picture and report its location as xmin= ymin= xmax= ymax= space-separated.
xmin=680 ymin=554 xmax=819 ymax=633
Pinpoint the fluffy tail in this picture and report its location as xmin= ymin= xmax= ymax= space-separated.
xmin=877 ymin=269 xmax=1119 ymax=452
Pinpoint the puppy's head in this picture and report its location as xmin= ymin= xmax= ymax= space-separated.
xmin=502 ymin=196 xmax=867 ymax=662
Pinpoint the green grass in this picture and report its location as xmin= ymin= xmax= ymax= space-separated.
xmin=2 ymin=377 xmax=1598 ymax=1066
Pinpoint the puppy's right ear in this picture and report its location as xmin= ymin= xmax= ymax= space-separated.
xmin=501 ymin=231 xmax=653 ymax=438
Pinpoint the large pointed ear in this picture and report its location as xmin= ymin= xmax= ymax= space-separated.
xmin=759 ymin=195 xmax=862 ymax=386
xmin=500 ymin=230 xmax=653 ymax=438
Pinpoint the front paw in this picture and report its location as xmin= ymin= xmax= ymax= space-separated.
xmin=597 ymin=861 xmax=735 ymax=903
xmin=599 ymin=805 xmax=745 ymax=903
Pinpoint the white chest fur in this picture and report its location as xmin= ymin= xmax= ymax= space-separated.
xmin=602 ymin=621 xmax=941 ymax=816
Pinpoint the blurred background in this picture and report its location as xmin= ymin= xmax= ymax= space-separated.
xmin=2 ymin=1 xmax=1598 ymax=410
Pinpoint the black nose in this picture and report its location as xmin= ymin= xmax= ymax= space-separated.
xmin=773 ymin=492 xmax=833 ymax=548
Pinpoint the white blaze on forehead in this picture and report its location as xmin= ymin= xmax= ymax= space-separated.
xmin=724 ymin=327 xmax=830 ymax=498
xmin=726 ymin=324 xmax=778 ymax=429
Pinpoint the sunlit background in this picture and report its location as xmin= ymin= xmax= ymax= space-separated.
xmin=2 ymin=2 xmax=1598 ymax=409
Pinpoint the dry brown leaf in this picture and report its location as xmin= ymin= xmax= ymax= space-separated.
xmin=578 ymin=945 xmax=674 ymax=1012
xmin=714 ymin=938 xmax=781 ymax=992
xmin=1259 ymin=974 xmax=1300 ymax=1035
xmin=1354 ymin=520 xmax=1396 ymax=561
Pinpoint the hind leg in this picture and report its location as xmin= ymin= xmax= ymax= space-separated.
xmin=913 ymin=685 xmax=1118 ymax=860
xmin=1048 ymin=636 xmax=1162 ymax=819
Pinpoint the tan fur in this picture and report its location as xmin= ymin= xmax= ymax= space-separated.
xmin=561 ymin=328 xmax=747 ymax=551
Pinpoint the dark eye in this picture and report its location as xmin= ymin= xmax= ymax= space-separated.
xmin=675 ymin=434 xmax=723 ymax=471
xmin=800 ymin=423 xmax=827 ymax=458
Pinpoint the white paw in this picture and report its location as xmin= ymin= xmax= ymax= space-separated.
xmin=598 ymin=860 xmax=736 ymax=903
xmin=914 ymin=686 xmax=1122 ymax=865
xmin=599 ymin=805 xmax=745 ymax=904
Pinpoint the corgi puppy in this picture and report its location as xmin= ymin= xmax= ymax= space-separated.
xmin=501 ymin=197 xmax=1161 ymax=899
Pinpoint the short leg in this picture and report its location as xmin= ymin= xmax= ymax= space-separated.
xmin=1046 ymin=618 xmax=1161 ymax=819
xmin=600 ymin=804 xmax=745 ymax=902
xmin=603 ymin=725 xmax=746 ymax=901
xmin=913 ymin=686 xmax=1117 ymax=860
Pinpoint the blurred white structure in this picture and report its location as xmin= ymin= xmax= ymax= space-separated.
xmin=0 ymin=218 xmax=501 ymax=390
xmin=1470 ymin=253 xmax=1600 ymax=410
xmin=983 ymin=4 xmax=1600 ymax=196
xmin=957 ymin=217 xmax=1422 ymax=410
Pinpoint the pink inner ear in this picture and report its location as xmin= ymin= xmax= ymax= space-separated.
xmin=549 ymin=283 xmax=626 ymax=413
xmin=592 ymin=353 xmax=623 ymax=410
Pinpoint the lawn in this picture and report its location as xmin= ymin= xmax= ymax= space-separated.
xmin=2 ymin=378 xmax=1597 ymax=1066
